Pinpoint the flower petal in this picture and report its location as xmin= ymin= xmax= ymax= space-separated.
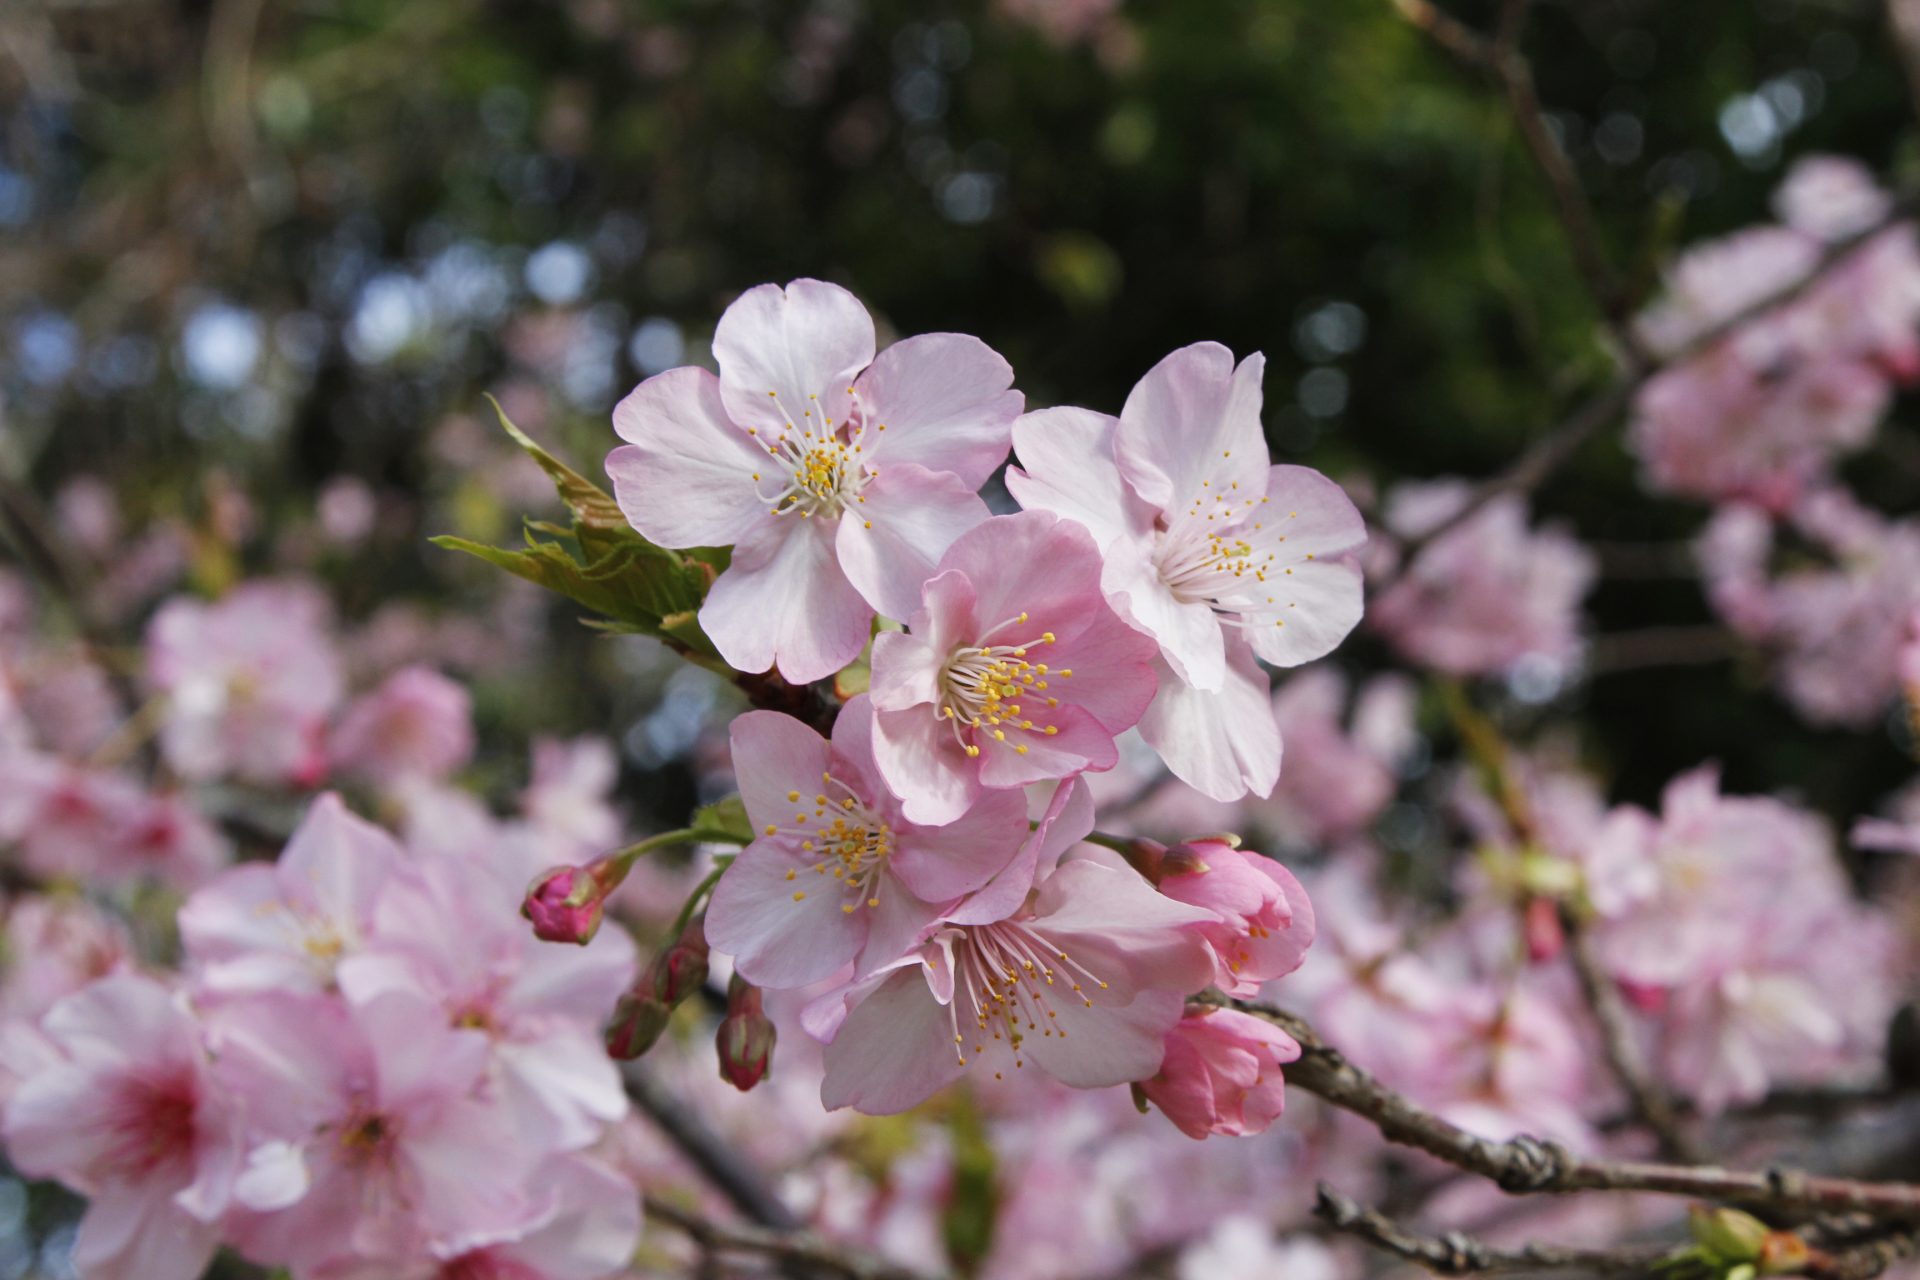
xmin=1138 ymin=641 xmax=1282 ymax=802
xmin=1007 ymin=407 xmax=1157 ymax=549
xmin=835 ymin=464 xmax=991 ymax=622
xmin=606 ymin=366 xmax=768 ymax=548
xmin=1115 ymin=343 xmax=1269 ymax=512
xmin=713 ymin=280 xmax=875 ymax=439
xmin=854 ymin=332 xmax=1021 ymax=487
xmin=700 ymin=516 xmax=871 ymax=683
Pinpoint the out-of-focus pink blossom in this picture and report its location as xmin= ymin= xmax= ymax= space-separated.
xmin=214 ymin=991 xmax=543 ymax=1273
xmin=522 ymin=736 xmax=624 ymax=855
xmin=1009 ymin=344 xmax=1368 ymax=800
xmin=5 ymin=975 xmax=242 ymax=1280
xmin=1585 ymin=766 xmax=1900 ymax=1112
xmin=0 ymin=754 xmax=144 ymax=882
xmin=1254 ymin=668 xmax=1412 ymax=846
xmin=146 ymin=581 xmax=343 ymax=786
xmin=327 ymin=665 xmax=475 ymax=787
xmin=1140 ymin=1007 xmax=1299 ymax=1139
xmin=179 ymin=792 xmax=402 ymax=993
xmin=707 ymin=696 xmax=1030 ymax=989
xmin=0 ymin=895 xmax=133 ymax=1024
xmin=606 ymin=278 xmax=1021 ymax=683
xmin=1370 ymin=480 xmax=1595 ymax=676
xmin=1696 ymin=491 xmax=1920 ymax=727
xmin=870 ymin=509 xmax=1158 ymax=824
xmin=1177 ymin=1220 xmax=1340 ymax=1280
xmin=1629 ymin=157 xmax=1920 ymax=505
xmin=1152 ymin=840 xmax=1314 ymax=997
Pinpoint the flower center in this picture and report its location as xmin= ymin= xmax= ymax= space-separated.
xmin=770 ymin=772 xmax=896 ymax=914
xmin=1155 ymin=525 xmax=1273 ymax=606
xmin=935 ymin=612 xmax=1068 ymax=758
xmin=108 ymin=1070 xmax=200 ymax=1177
xmin=749 ymin=388 xmax=882 ymax=520
xmin=937 ymin=921 xmax=1110 ymax=1077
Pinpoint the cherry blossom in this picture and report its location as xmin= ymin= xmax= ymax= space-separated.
xmin=1008 ymin=343 xmax=1367 ymax=800
xmin=327 ymin=665 xmax=476 ymax=787
xmin=706 ymin=695 xmax=1031 ymax=989
xmin=869 ymin=509 xmax=1159 ymax=824
xmin=1139 ymin=1007 xmax=1300 ymax=1140
xmin=605 ymin=278 xmax=1021 ymax=682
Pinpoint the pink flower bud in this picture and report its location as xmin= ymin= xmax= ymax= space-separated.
xmin=1523 ymin=896 xmax=1565 ymax=963
xmin=521 ymin=859 xmax=620 ymax=945
xmin=649 ymin=917 xmax=711 ymax=1006
xmin=716 ymin=976 xmax=775 ymax=1092
xmin=1140 ymin=1008 xmax=1300 ymax=1140
xmin=1154 ymin=843 xmax=1315 ymax=996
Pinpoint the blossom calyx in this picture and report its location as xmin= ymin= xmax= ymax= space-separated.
xmin=716 ymin=975 xmax=776 ymax=1092
xmin=605 ymin=917 xmax=710 ymax=1060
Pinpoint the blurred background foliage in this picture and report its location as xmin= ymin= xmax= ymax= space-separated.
xmin=3 ymin=0 xmax=1918 ymax=853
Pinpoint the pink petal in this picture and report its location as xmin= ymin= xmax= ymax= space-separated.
xmin=704 ymin=843 xmax=870 ymax=988
xmin=713 ymin=279 xmax=875 ymax=439
xmin=1240 ymin=556 xmax=1365 ymax=669
xmin=889 ymin=787 xmax=1030 ymax=902
xmin=1115 ymin=343 xmax=1269 ymax=512
xmin=834 ymin=464 xmax=991 ymax=622
xmin=727 ymin=710 xmax=832 ymax=835
xmin=1104 ymin=548 xmax=1226 ymax=690
xmin=872 ymin=705 xmax=980 ymax=827
xmin=949 ymin=778 xmax=1094 ymax=926
xmin=276 ymin=793 xmax=404 ymax=927
xmin=1139 ymin=642 xmax=1281 ymax=802
xmin=700 ymin=516 xmax=871 ymax=683
xmin=74 ymin=1180 xmax=222 ymax=1280
xmin=606 ymin=366 xmax=768 ymax=548
xmin=1007 ymin=407 xmax=1157 ymax=549
xmin=819 ymin=967 xmax=966 ymax=1114
xmin=975 ymin=702 xmax=1119 ymax=789
xmin=854 ymin=332 xmax=1021 ymax=486
xmin=1022 ymin=987 xmax=1187 ymax=1089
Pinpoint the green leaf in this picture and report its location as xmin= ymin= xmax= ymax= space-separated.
xmin=690 ymin=795 xmax=754 ymax=844
xmin=482 ymin=394 xmax=628 ymax=553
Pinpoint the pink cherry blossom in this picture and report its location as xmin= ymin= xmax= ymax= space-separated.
xmin=605 ymin=279 xmax=1021 ymax=682
xmin=327 ymin=665 xmax=476 ymax=787
xmin=706 ymin=695 xmax=1031 ymax=989
xmin=815 ymin=852 xmax=1216 ymax=1115
xmin=0 ymin=895 xmax=133 ymax=1024
xmin=4 ymin=974 xmax=242 ymax=1280
xmin=214 ymin=990 xmax=544 ymax=1273
xmin=1140 ymin=1007 xmax=1299 ymax=1140
xmin=1696 ymin=491 xmax=1920 ymax=728
xmin=1255 ymin=668 xmax=1412 ymax=847
xmin=869 ymin=509 xmax=1159 ymax=824
xmin=179 ymin=792 xmax=403 ymax=993
xmin=146 ymin=580 xmax=344 ymax=785
xmin=1628 ymin=158 xmax=1920 ymax=505
xmin=521 ymin=736 xmax=624 ymax=854
xmin=1370 ymin=480 xmax=1595 ymax=677
xmin=0 ymin=753 xmax=144 ymax=882
xmin=337 ymin=854 xmax=634 ymax=1153
xmin=1153 ymin=841 xmax=1314 ymax=997
xmin=1008 ymin=344 xmax=1368 ymax=800
xmin=1583 ymin=766 xmax=1898 ymax=1111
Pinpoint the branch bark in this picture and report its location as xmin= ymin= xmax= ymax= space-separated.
xmin=1221 ymin=996 xmax=1920 ymax=1220
xmin=1314 ymin=1184 xmax=1672 ymax=1274
xmin=643 ymin=1195 xmax=951 ymax=1280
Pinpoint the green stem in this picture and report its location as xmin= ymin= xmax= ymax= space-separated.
xmin=1024 ymin=819 xmax=1140 ymax=855
xmin=609 ymin=825 xmax=749 ymax=873
xmin=667 ymin=859 xmax=732 ymax=940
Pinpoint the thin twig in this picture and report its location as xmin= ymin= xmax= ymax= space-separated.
xmin=1220 ymin=996 xmax=1920 ymax=1219
xmin=1382 ymin=190 xmax=1920 ymax=576
xmin=1560 ymin=909 xmax=1700 ymax=1162
xmin=624 ymin=1065 xmax=802 ymax=1232
xmin=642 ymin=1195 xmax=950 ymax=1280
xmin=1314 ymin=1184 xmax=1673 ymax=1275
xmin=1587 ymin=625 xmax=1742 ymax=676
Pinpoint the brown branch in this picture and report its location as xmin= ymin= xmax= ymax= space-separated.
xmin=642 ymin=1195 xmax=950 ymax=1280
xmin=1559 ymin=910 xmax=1700 ymax=1162
xmin=1314 ymin=1184 xmax=1672 ymax=1275
xmin=1588 ymin=626 xmax=1742 ymax=676
xmin=1220 ymin=996 xmax=1920 ymax=1220
xmin=624 ymin=1065 xmax=802 ymax=1232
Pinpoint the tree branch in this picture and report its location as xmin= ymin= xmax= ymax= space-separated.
xmin=1221 ymin=996 xmax=1920 ymax=1219
xmin=624 ymin=1065 xmax=802 ymax=1232
xmin=1314 ymin=1184 xmax=1672 ymax=1275
xmin=642 ymin=1195 xmax=950 ymax=1280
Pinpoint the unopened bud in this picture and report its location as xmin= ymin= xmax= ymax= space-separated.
xmin=1689 ymin=1207 xmax=1769 ymax=1264
xmin=604 ymin=917 xmax=711 ymax=1060
xmin=1523 ymin=896 xmax=1565 ymax=963
xmin=605 ymin=991 xmax=673 ymax=1060
xmin=522 ymin=858 xmax=622 ymax=945
xmin=649 ymin=916 xmax=710 ymax=1006
xmin=716 ymin=975 xmax=776 ymax=1091
xmin=1757 ymin=1232 xmax=1811 ymax=1275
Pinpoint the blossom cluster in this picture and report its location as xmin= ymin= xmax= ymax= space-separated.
xmin=602 ymin=279 xmax=1347 ymax=1119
